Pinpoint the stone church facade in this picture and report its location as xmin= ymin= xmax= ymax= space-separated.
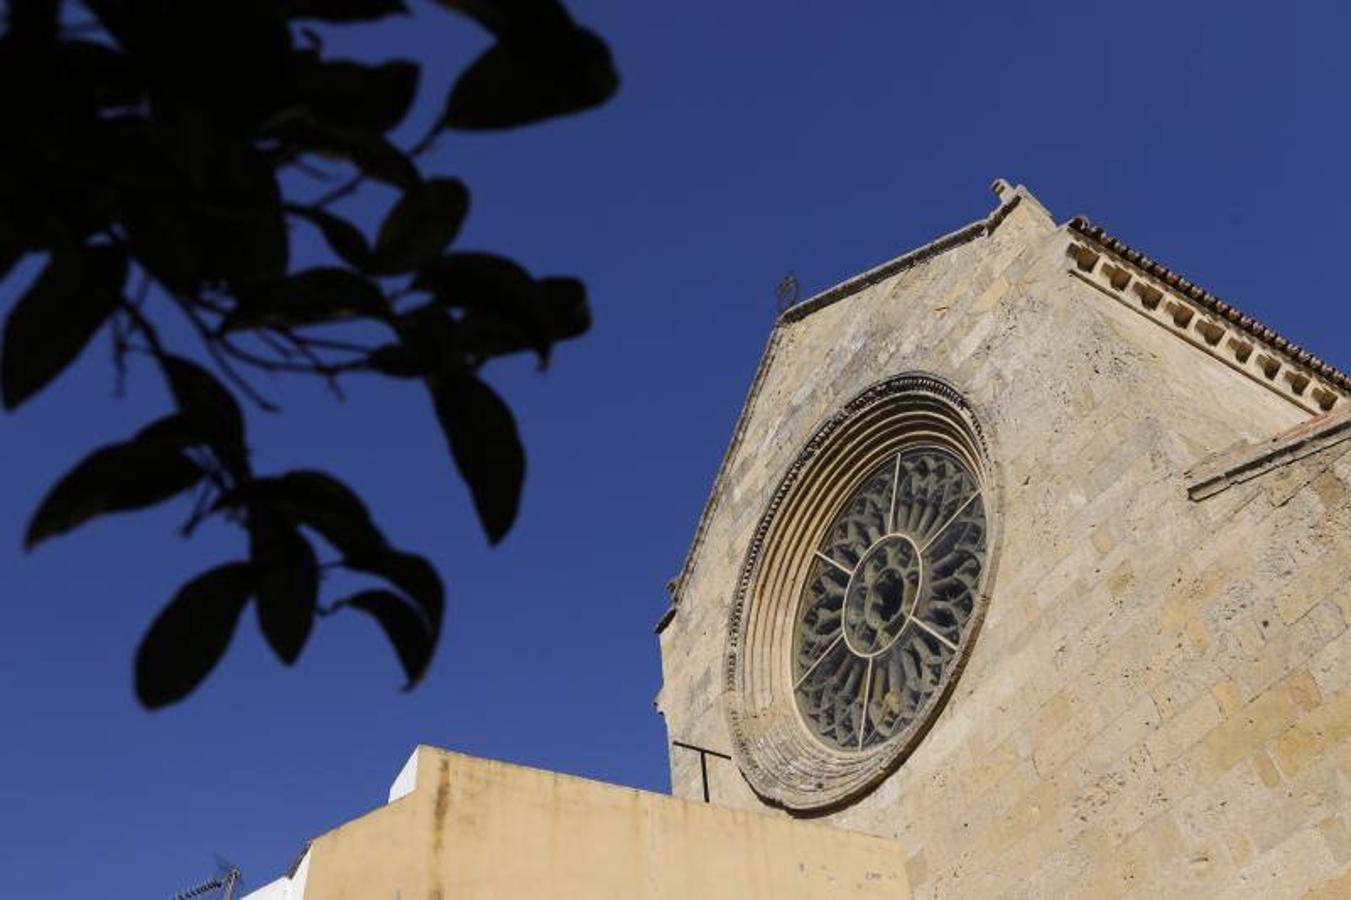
xmin=247 ymin=182 xmax=1349 ymax=898
xmin=657 ymin=180 xmax=1350 ymax=897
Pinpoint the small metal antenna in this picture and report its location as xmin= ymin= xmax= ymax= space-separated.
xmin=172 ymin=865 xmax=241 ymax=900
xmin=775 ymin=272 xmax=800 ymax=314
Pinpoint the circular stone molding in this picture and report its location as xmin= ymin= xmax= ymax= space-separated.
xmin=723 ymin=373 xmax=1000 ymax=811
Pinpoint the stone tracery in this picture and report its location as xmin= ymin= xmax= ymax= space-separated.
xmin=723 ymin=373 xmax=999 ymax=811
xmin=793 ymin=449 xmax=987 ymax=752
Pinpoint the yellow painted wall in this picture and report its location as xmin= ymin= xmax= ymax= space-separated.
xmin=297 ymin=746 xmax=910 ymax=899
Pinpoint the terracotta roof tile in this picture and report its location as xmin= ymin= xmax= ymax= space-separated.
xmin=1068 ymin=216 xmax=1350 ymax=391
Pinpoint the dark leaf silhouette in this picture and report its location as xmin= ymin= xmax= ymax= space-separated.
xmin=412 ymin=253 xmax=591 ymax=363
xmin=1 ymin=246 xmax=127 ymax=410
xmin=220 ymin=470 xmax=442 ymax=631
xmin=160 ymin=355 xmax=250 ymax=478
xmin=0 ymin=37 xmax=121 ymax=248
xmin=273 ymin=119 xmax=421 ymax=189
xmin=348 ymin=547 xmax=444 ymax=636
xmin=365 ymin=342 xmax=427 ymax=378
xmin=0 ymin=239 xmax=21 ymax=284
xmin=336 ymin=589 xmax=434 ymax=688
xmin=134 ymin=413 xmax=209 ymax=450
xmin=335 ymin=131 xmax=422 ymax=189
xmin=295 ymin=57 xmax=419 ymax=134
xmin=432 ymin=0 xmax=574 ymax=41
xmin=0 ymin=0 xmax=615 ymax=705
xmin=224 ymin=470 xmax=383 ymax=557
xmin=191 ymin=142 xmax=290 ymax=283
xmin=7 ymin=0 xmax=59 ymax=41
xmin=284 ymin=0 xmax=409 ymax=22
xmin=87 ymin=0 xmax=295 ymax=131
xmin=536 ymin=276 xmax=590 ymax=338
xmin=116 ymin=134 xmax=289 ymax=292
xmin=372 ymin=178 xmax=469 ymax=274
xmin=26 ymin=436 xmax=204 ymax=550
xmin=249 ymin=513 xmax=319 ymax=665
xmin=112 ymin=145 xmax=208 ymax=292
xmin=430 ymin=371 xmax=524 ymax=544
xmin=288 ymin=206 xmax=373 ymax=270
xmin=135 ymin=563 xmax=256 ymax=709
xmin=413 ymin=251 xmax=534 ymax=307
xmin=391 ymin=302 xmax=461 ymax=369
xmin=228 ymin=268 xmax=388 ymax=330
xmin=443 ymin=27 xmax=617 ymax=130
xmin=58 ymin=40 xmax=145 ymax=110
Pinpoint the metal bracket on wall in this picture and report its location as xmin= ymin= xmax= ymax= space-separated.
xmin=671 ymin=740 xmax=732 ymax=804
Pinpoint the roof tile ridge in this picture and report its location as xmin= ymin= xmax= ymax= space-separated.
xmin=1068 ymin=216 xmax=1350 ymax=392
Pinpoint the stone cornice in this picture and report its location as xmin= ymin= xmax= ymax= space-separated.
xmin=1187 ymin=407 xmax=1351 ymax=501
xmin=659 ymin=182 xmax=1028 ymax=630
xmin=781 ymin=179 xmax=1026 ymax=326
xmin=662 ymin=182 xmax=1347 ymax=632
xmin=1067 ymin=218 xmax=1349 ymax=413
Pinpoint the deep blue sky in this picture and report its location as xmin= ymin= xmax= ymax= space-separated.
xmin=3 ymin=2 xmax=1348 ymax=896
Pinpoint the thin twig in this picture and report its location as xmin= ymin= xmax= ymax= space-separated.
xmin=216 ymin=329 xmax=368 ymax=377
xmin=168 ymin=294 xmax=281 ymax=412
xmin=309 ymin=120 xmax=442 ymax=210
xmin=405 ymin=124 xmax=441 ymax=161
xmin=220 ymin=340 xmax=368 ymax=377
xmin=310 ymin=171 xmax=366 ymax=210
xmin=276 ymin=329 xmax=350 ymax=399
xmin=252 ymin=328 xmax=298 ymax=360
xmin=116 ymin=276 xmax=165 ymax=393
xmin=274 ymin=329 xmax=377 ymax=354
xmin=192 ymin=293 xmax=233 ymax=316
xmin=132 ymin=268 xmax=152 ymax=309
xmin=120 ymin=301 xmax=168 ymax=358
xmin=110 ymin=313 xmax=129 ymax=398
xmin=284 ymin=156 xmax=341 ymax=182
xmin=179 ymin=476 xmax=220 ymax=537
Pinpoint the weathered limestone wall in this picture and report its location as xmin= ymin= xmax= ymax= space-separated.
xmin=266 ymin=746 xmax=911 ymax=899
xmin=658 ymin=185 xmax=1349 ymax=896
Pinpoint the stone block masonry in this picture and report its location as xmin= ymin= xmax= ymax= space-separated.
xmin=658 ymin=181 xmax=1350 ymax=897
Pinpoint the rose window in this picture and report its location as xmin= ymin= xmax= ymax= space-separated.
xmin=723 ymin=374 xmax=998 ymax=810
xmin=792 ymin=448 xmax=987 ymax=752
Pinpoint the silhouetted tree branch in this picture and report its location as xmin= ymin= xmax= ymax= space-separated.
xmin=0 ymin=0 xmax=618 ymax=707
